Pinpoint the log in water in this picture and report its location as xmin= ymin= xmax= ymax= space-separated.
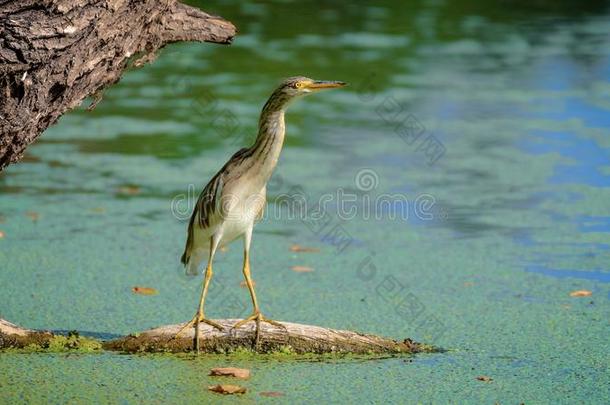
xmin=1 ymin=318 xmax=429 ymax=355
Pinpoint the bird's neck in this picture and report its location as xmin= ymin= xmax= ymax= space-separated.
xmin=248 ymin=105 xmax=287 ymax=181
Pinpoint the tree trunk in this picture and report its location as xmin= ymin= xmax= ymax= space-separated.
xmin=0 ymin=318 xmax=431 ymax=355
xmin=0 ymin=0 xmax=236 ymax=171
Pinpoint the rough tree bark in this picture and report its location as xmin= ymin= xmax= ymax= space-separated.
xmin=0 ymin=0 xmax=236 ymax=171
xmin=0 ymin=318 xmax=430 ymax=355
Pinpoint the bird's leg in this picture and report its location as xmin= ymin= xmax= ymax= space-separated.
xmin=233 ymin=233 xmax=286 ymax=339
xmin=174 ymin=264 xmax=224 ymax=335
xmin=176 ymin=263 xmax=224 ymax=331
xmin=174 ymin=238 xmax=224 ymax=350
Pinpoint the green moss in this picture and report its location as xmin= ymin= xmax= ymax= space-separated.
xmin=219 ymin=345 xmax=296 ymax=358
xmin=158 ymin=348 xmax=418 ymax=364
xmin=19 ymin=343 xmax=44 ymax=353
xmin=278 ymin=345 xmax=295 ymax=355
xmin=2 ymin=331 xmax=102 ymax=353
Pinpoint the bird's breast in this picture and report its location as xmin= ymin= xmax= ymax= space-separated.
xmin=220 ymin=181 xmax=266 ymax=222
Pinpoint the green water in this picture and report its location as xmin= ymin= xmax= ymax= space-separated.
xmin=1 ymin=0 xmax=609 ymax=403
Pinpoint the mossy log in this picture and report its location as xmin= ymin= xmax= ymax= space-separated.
xmin=1 ymin=318 xmax=427 ymax=355
xmin=103 ymin=319 xmax=425 ymax=354
xmin=0 ymin=0 xmax=236 ymax=171
xmin=0 ymin=318 xmax=56 ymax=349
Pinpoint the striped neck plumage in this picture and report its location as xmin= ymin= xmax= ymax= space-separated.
xmin=248 ymin=90 xmax=292 ymax=174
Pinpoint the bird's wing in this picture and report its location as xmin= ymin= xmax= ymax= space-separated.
xmin=182 ymin=148 xmax=250 ymax=265
xmin=195 ymin=171 xmax=224 ymax=229
xmin=181 ymin=170 xmax=224 ymax=265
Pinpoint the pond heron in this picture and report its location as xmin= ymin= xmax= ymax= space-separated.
xmin=176 ymin=77 xmax=346 ymax=349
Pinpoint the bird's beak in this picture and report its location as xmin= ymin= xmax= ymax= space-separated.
xmin=306 ymin=80 xmax=347 ymax=90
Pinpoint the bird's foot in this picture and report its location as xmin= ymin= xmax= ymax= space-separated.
xmin=232 ymin=312 xmax=286 ymax=347
xmin=232 ymin=312 xmax=286 ymax=334
xmin=173 ymin=312 xmax=225 ymax=339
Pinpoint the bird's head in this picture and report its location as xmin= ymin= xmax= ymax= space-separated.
xmin=278 ymin=76 xmax=346 ymax=98
xmin=262 ymin=76 xmax=346 ymax=114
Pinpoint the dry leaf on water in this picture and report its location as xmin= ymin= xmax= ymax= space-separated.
xmin=291 ymin=265 xmax=314 ymax=273
xmin=131 ymin=286 xmax=158 ymax=295
xmin=209 ymin=367 xmax=250 ymax=379
xmin=26 ymin=211 xmax=40 ymax=221
xmin=290 ymin=244 xmax=320 ymax=253
xmin=208 ymin=384 xmax=247 ymax=395
xmin=260 ymin=391 xmax=284 ymax=397
xmin=117 ymin=185 xmax=140 ymax=195
xmin=0 ymin=230 xmax=4 ymax=239
xmin=476 ymin=376 xmax=493 ymax=382
xmin=569 ymin=290 xmax=592 ymax=297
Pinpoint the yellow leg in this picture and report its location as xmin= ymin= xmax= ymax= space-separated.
xmin=242 ymin=251 xmax=258 ymax=310
xmin=233 ymin=250 xmax=285 ymax=332
xmin=175 ymin=263 xmax=224 ymax=335
xmin=174 ymin=239 xmax=224 ymax=352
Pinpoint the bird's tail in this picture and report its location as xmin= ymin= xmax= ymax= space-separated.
xmin=181 ymin=244 xmax=200 ymax=276
xmin=183 ymin=250 xmax=206 ymax=276
xmin=181 ymin=206 xmax=200 ymax=274
xmin=180 ymin=249 xmax=189 ymax=266
xmin=184 ymin=259 xmax=199 ymax=276
xmin=181 ymin=217 xmax=194 ymax=267
xmin=182 ymin=234 xmax=207 ymax=276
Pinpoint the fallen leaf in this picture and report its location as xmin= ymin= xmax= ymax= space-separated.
xmin=90 ymin=207 xmax=106 ymax=214
xmin=209 ymin=367 xmax=250 ymax=379
xmin=291 ymin=265 xmax=314 ymax=273
xmin=260 ymin=391 xmax=284 ymax=397
xmin=463 ymin=282 xmax=474 ymax=287
xmin=117 ymin=185 xmax=140 ymax=195
xmin=570 ymin=290 xmax=592 ymax=297
xmin=476 ymin=376 xmax=493 ymax=382
xmin=131 ymin=286 xmax=158 ymax=295
xmin=290 ymin=244 xmax=319 ymax=253
xmin=208 ymin=384 xmax=247 ymax=395
xmin=240 ymin=280 xmax=255 ymax=288
xmin=25 ymin=211 xmax=40 ymax=221
xmin=0 ymin=230 xmax=4 ymax=238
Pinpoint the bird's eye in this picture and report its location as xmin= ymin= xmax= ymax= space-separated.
xmin=294 ymin=82 xmax=303 ymax=89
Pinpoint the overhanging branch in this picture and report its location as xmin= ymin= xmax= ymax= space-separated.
xmin=0 ymin=0 xmax=236 ymax=170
